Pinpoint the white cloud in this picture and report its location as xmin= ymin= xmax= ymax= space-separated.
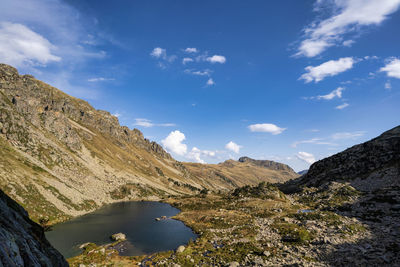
xmin=184 ymin=69 xmax=212 ymax=76
xmin=225 ymin=141 xmax=241 ymax=154
xmin=342 ymin=40 xmax=355 ymax=47
xmin=134 ymin=118 xmax=175 ymax=128
xmin=150 ymin=47 xmax=176 ymax=63
xmin=248 ymin=123 xmax=286 ymax=135
xmin=331 ymin=131 xmax=365 ymax=140
xmin=87 ymin=77 xmax=114 ymax=82
xmin=150 ymin=47 xmax=166 ymax=58
xmin=311 ymin=87 xmax=345 ymax=100
xmin=0 ymin=22 xmax=61 ymax=68
xmin=380 ymin=58 xmax=400 ymax=78
xmin=187 ymin=147 xmax=205 ymax=163
xmin=335 ymin=103 xmax=349 ymax=109
xmin=300 ymin=57 xmax=354 ymax=83
xmin=184 ymin=47 xmax=198 ymax=53
xmin=182 ymin=57 xmax=193 ymax=64
xmin=161 ymin=130 xmax=187 ymax=156
xmin=186 ymin=147 xmax=217 ymax=164
xmin=296 ymin=152 xmax=316 ymax=164
xmin=112 ymin=112 xmax=121 ymax=118
xmin=206 ymin=78 xmax=215 ymax=86
xmin=206 ymin=55 xmax=226 ymax=64
xmin=297 ymin=0 xmax=400 ymax=57
xmin=292 ymin=138 xmax=336 ymax=148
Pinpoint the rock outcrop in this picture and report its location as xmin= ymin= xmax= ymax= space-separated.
xmin=296 ymin=125 xmax=400 ymax=191
xmin=0 ymin=189 xmax=68 ymax=266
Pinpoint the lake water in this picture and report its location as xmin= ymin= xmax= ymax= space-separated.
xmin=45 ymin=201 xmax=197 ymax=258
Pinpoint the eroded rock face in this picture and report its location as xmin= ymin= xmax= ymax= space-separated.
xmin=298 ymin=126 xmax=400 ymax=191
xmin=0 ymin=189 xmax=68 ymax=266
xmin=0 ymin=64 xmax=171 ymax=158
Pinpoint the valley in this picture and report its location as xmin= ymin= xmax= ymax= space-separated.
xmin=0 ymin=63 xmax=399 ymax=266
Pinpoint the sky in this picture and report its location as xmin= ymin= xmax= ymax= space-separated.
xmin=1 ymin=0 xmax=400 ymax=171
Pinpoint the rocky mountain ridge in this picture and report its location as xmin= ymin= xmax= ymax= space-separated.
xmin=238 ymin=156 xmax=295 ymax=172
xmin=184 ymin=157 xmax=299 ymax=188
xmin=293 ymin=125 xmax=400 ymax=191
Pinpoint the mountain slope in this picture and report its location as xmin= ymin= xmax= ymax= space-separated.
xmin=184 ymin=157 xmax=299 ymax=189
xmin=290 ymin=125 xmax=400 ymax=191
xmin=0 ymin=188 xmax=68 ymax=266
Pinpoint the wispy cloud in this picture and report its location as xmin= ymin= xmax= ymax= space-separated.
xmin=134 ymin=118 xmax=175 ymax=128
xmin=292 ymin=131 xmax=365 ymax=148
xmin=300 ymin=58 xmax=355 ymax=83
xmin=292 ymin=138 xmax=336 ymax=148
xmin=335 ymin=103 xmax=349 ymax=110
xmin=184 ymin=69 xmax=212 ymax=76
xmin=304 ymin=87 xmax=345 ymax=100
xmin=87 ymin=77 xmax=114 ymax=82
xmin=296 ymin=0 xmax=400 ymax=57
xmin=248 ymin=123 xmax=286 ymax=135
xmin=331 ymin=131 xmax=366 ymax=140
xmin=182 ymin=57 xmax=194 ymax=64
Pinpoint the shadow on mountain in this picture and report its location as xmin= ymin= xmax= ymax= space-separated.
xmin=279 ymin=125 xmax=400 ymax=265
xmin=317 ymin=185 xmax=400 ymax=266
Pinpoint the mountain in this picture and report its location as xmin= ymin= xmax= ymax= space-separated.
xmin=183 ymin=157 xmax=299 ymax=189
xmin=297 ymin=169 xmax=308 ymax=175
xmin=286 ymin=125 xmax=400 ymax=192
xmin=0 ymin=64 xmax=298 ymax=224
xmin=0 ymin=188 xmax=68 ymax=266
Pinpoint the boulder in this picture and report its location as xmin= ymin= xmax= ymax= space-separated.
xmin=110 ymin=233 xmax=126 ymax=241
xmin=176 ymin=245 xmax=185 ymax=253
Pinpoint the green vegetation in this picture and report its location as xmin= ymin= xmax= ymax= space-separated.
xmin=272 ymin=222 xmax=315 ymax=244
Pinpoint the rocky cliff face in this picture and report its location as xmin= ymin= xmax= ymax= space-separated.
xmin=294 ymin=125 xmax=400 ymax=191
xmin=0 ymin=189 xmax=68 ymax=266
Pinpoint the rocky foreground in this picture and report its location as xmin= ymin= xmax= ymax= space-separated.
xmin=68 ymin=180 xmax=399 ymax=266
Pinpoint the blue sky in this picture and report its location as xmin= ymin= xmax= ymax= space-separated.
xmin=1 ymin=0 xmax=400 ymax=171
